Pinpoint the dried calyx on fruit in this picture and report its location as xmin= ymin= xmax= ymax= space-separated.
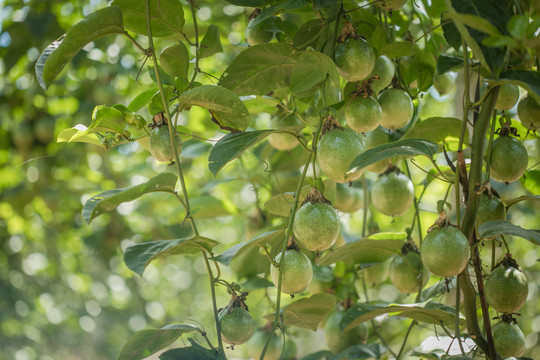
xmin=485 ymin=253 xmax=529 ymax=314
xmin=333 ymin=23 xmax=376 ymax=83
xmin=218 ymin=292 xmax=254 ymax=346
xmin=345 ymin=80 xmax=383 ymax=133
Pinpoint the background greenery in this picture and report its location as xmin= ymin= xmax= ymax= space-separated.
xmin=1 ymin=0 xmax=539 ymax=359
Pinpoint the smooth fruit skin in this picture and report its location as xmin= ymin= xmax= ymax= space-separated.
xmin=433 ymin=72 xmax=455 ymax=96
xmin=247 ymin=331 xmax=283 ymax=360
xmin=389 ymin=251 xmax=429 ymax=294
xmin=318 ymin=128 xmax=365 ymax=183
xmin=245 ymin=19 xmax=273 ymax=45
xmin=293 ymin=202 xmax=340 ymax=251
xmin=271 ymin=249 xmax=313 ymax=294
xmin=495 ymin=84 xmax=520 ymax=110
xmin=268 ymin=132 xmax=298 ymax=151
xmin=485 ymin=265 xmax=528 ymax=313
xmin=218 ymin=306 xmax=254 ymax=345
xmin=324 ymin=310 xmax=368 ymax=354
xmin=149 ymin=126 xmax=183 ymax=162
xmin=374 ymin=0 xmax=407 ymax=11
xmin=378 ymin=89 xmax=414 ymax=130
xmin=476 ymin=194 xmax=506 ymax=229
xmin=421 ymin=227 xmax=470 ymax=277
xmin=517 ymin=94 xmax=540 ymax=130
xmin=492 ymin=321 xmax=526 ymax=358
xmin=490 ymin=136 xmax=528 ymax=183
xmin=334 ymin=37 xmax=376 ymax=82
xmin=370 ymin=55 xmax=395 ymax=94
xmin=362 ymin=259 xmax=390 ymax=286
xmin=364 ymin=127 xmax=391 ymax=173
xmin=334 ymin=184 xmax=364 ymax=213
xmin=345 ymin=95 xmax=383 ymax=133
xmin=371 ymin=172 xmax=414 ymax=216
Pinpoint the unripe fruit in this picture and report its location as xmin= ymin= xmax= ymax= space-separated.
xmin=324 ymin=309 xmax=368 ymax=354
xmin=369 ymin=55 xmax=395 ymax=94
xmin=492 ymin=321 xmax=526 ymax=358
xmin=490 ymin=136 xmax=528 ymax=183
xmin=495 ymin=84 xmax=520 ymax=110
xmin=421 ymin=227 xmax=470 ymax=277
xmin=149 ymin=126 xmax=183 ymax=162
xmin=218 ymin=306 xmax=254 ymax=345
xmin=268 ymin=132 xmax=298 ymax=151
xmin=247 ymin=330 xmax=283 ymax=360
xmin=334 ymin=183 xmax=364 ymax=213
xmin=389 ymin=251 xmax=429 ymax=294
xmin=374 ymin=0 xmax=407 ymax=11
xmin=476 ymin=194 xmax=505 ymax=230
xmin=271 ymin=249 xmax=313 ymax=294
xmin=362 ymin=259 xmax=390 ymax=286
xmin=364 ymin=127 xmax=391 ymax=173
xmin=293 ymin=202 xmax=340 ymax=251
xmin=517 ymin=94 xmax=540 ymax=130
xmin=485 ymin=265 xmax=528 ymax=313
xmin=433 ymin=72 xmax=456 ymax=96
xmin=245 ymin=19 xmax=273 ymax=45
xmin=371 ymin=172 xmax=414 ymax=216
xmin=334 ymin=37 xmax=376 ymax=82
xmin=345 ymin=95 xmax=383 ymax=133
xmin=378 ymin=89 xmax=414 ymax=130
xmin=318 ymin=128 xmax=365 ymax=183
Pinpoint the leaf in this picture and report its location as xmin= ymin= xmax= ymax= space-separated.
xmin=57 ymin=125 xmax=104 ymax=148
xmin=341 ymin=301 xmax=463 ymax=332
xmin=82 ymin=173 xmax=177 ymax=224
xmin=160 ymin=43 xmax=190 ymax=78
xmin=330 ymin=343 xmax=386 ymax=360
xmin=293 ymin=19 xmax=327 ymax=50
xmin=290 ymin=51 xmax=339 ymax=96
xmin=420 ymin=278 xmax=456 ymax=301
xmin=35 ymin=6 xmax=124 ymax=89
xmin=199 ymin=25 xmax=223 ymax=58
xmin=478 ymin=221 xmax=540 ymax=245
xmin=378 ymin=42 xmax=414 ymax=58
xmin=318 ymin=238 xmax=403 ymax=266
xmin=212 ymin=230 xmax=284 ymax=266
xmin=208 ymin=130 xmax=273 ymax=176
xmin=178 ymin=85 xmax=250 ymax=132
xmin=112 ymin=0 xmax=184 ymax=37
xmin=269 ymin=293 xmax=336 ymax=331
xmin=124 ymin=236 xmax=219 ymax=275
xmin=264 ymin=193 xmax=295 ymax=216
xmin=128 ymin=88 xmax=159 ymax=112
xmin=349 ymin=139 xmax=439 ymax=172
xmin=498 ymin=70 xmax=540 ymax=103
xmin=301 ymin=351 xmax=334 ymax=360
xmin=506 ymin=195 xmax=540 ymax=209
xmin=219 ymin=43 xmax=297 ymax=96
xmin=159 ymin=339 xmax=219 ymax=360
xmin=189 ymin=195 xmax=234 ymax=218
xmin=404 ymin=117 xmax=468 ymax=145
xmin=437 ymin=54 xmax=464 ymax=74
xmin=117 ymin=325 xmax=203 ymax=360
xmin=446 ymin=12 xmax=502 ymax=37
xmin=88 ymin=105 xmax=125 ymax=134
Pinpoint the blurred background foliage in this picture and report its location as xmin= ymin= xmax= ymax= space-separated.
xmin=0 ymin=1 xmax=539 ymax=359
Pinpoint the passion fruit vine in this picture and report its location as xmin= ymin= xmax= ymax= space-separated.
xmin=485 ymin=255 xmax=528 ymax=314
xmin=218 ymin=293 xmax=254 ymax=345
xmin=270 ymin=248 xmax=313 ymax=294
xmin=149 ymin=125 xmax=183 ymax=162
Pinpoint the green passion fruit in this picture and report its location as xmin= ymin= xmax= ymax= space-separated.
xmin=389 ymin=251 xmax=429 ymax=294
xmin=378 ymin=89 xmax=414 ymax=130
xmin=485 ymin=264 xmax=528 ymax=314
xmin=334 ymin=37 xmax=376 ymax=82
xmin=318 ymin=127 xmax=365 ymax=183
xmin=268 ymin=132 xmax=299 ymax=151
xmin=345 ymin=95 xmax=383 ymax=133
xmin=517 ymin=94 xmax=540 ymax=130
xmin=495 ymin=84 xmax=520 ymax=111
xmin=270 ymin=249 xmax=313 ymax=294
xmin=324 ymin=309 xmax=368 ymax=354
xmin=293 ymin=202 xmax=340 ymax=251
xmin=364 ymin=127 xmax=391 ymax=173
xmin=362 ymin=259 xmax=390 ymax=286
xmin=476 ymin=194 xmax=506 ymax=230
xmin=492 ymin=320 xmax=526 ymax=358
xmin=371 ymin=171 xmax=414 ymax=216
xmin=334 ymin=183 xmax=364 ymax=213
xmin=247 ymin=330 xmax=283 ymax=360
xmin=218 ymin=306 xmax=255 ymax=345
xmin=245 ymin=19 xmax=273 ymax=45
xmin=432 ymin=72 xmax=456 ymax=96
xmin=369 ymin=55 xmax=395 ymax=94
xmin=489 ymin=135 xmax=528 ymax=183
xmin=149 ymin=126 xmax=183 ymax=162
xmin=421 ymin=226 xmax=470 ymax=277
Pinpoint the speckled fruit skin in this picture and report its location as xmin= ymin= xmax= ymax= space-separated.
xmin=245 ymin=19 xmax=273 ymax=45
xmin=476 ymin=194 xmax=506 ymax=229
xmin=378 ymin=89 xmax=414 ymax=130
xmin=149 ymin=126 xmax=182 ymax=162
xmin=293 ymin=202 xmax=340 ymax=251
xmin=334 ymin=183 xmax=364 ymax=213
xmin=318 ymin=128 xmax=365 ymax=183
xmin=334 ymin=37 xmax=376 ymax=82
xmin=433 ymin=72 xmax=455 ymax=96
xmin=389 ymin=251 xmax=429 ymax=294
xmin=485 ymin=265 xmax=528 ymax=313
xmin=218 ymin=306 xmax=254 ymax=345
xmin=495 ymin=84 xmax=520 ymax=110
xmin=374 ymin=0 xmax=407 ymax=11
xmin=271 ymin=249 xmax=313 ymax=294
xmin=421 ymin=227 xmax=470 ymax=277
xmin=370 ymin=55 xmax=395 ymax=94
xmin=247 ymin=331 xmax=283 ymax=360
xmin=490 ymin=136 xmax=528 ymax=183
xmin=363 ymin=259 xmax=390 ymax=286
xmin=324 ymin=310 xmax=368 ymax=354
xmin=371 ymin=172 xmax=414 ymax=216
xmin=345 ymin=95 xmax=382 ymax=133
xmin=517 ymin=95 xmax=540 ymax=130
xmin=364 ymin=127 xmax=390 ymax=173
xmin=492 ymin=321 xmax=526 ymax=358
xmin=268 ymin=132 xmax=298 ymax=151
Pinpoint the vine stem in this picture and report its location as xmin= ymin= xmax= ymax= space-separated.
xmin=143 ymin=1 xmax=224 ymax=357
xmin=404 ymin=161 xmax=423 ymax=245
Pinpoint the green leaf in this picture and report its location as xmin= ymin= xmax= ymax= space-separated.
xmin=300 ymin=351 xmax=334 ymax=360
xmin=437 ymin=54 xmax=463 ymax=74
xmin=208 ymin=130 xmax=273 ymax=176
xmin=35 ymin=6 xmax=124 ymax=89
xmin=159 ymin=339 xmax=220 ymax=360
xmin=57 ymin=126 xmax=105 ymax=148
xmin=498 ymin=70 xmax=540 ymax=103
xmin=124 ymin=236 xmax=219 ymax=275
xmin=318 ymin=238 xmax=403 ymax=266
xmin=117 ymin=325 xmax=203 ymax=360
xmin=160 ymin=43 xmax=190 ymax=78
xmin=82 ymin=173 xmax=177 ymax=224
xmin=128 ymin=88 xmax=159 ymax=112
xmin=341 ymin=301 xmax=463 ymax=332
xmin=478 ymin=220 xmax=540 ymax=245
xmin=330 ymin=344 xmax=386 ymax=360
xmin=293 ymin=19 xmax=327 ymax=50
xmin=404 ymin=117 xmax=468 ymax=145
xmin=349 ymin=139 xmax=439 ymax=172
xmin=521 ymin=170 xmax=540 ymax=195
xmin=178 ymin=85 xmax=250 ymax=132
xmin=88 ymin=105 xmax=126 ymax=134
xmin=112 ymin=104 xmax=146 ymax=129
xmin=112 ymin=0 xmax=184 ymax=37
xmin=199 ymin=25 xmax=223 ymax=59
xmin=264 ymin=193 xmax=295 ymax=217
xmin=446 ymin=12 xmax=502 ymax=37
xmin=270 ymin=293 xmax=336 ymax=331
xmin=219 ymin=43 xmax=297 ymax=96
xmin=420 ymin=278 xmax=456 ymax=301
xmin=212 ymin=230 xmax=284 ymax=266
xmin=506 ymin=195 xmax=540 ymax=209
xmin=378 ymin=42 xmax=414 ymax=58
xmin=290 ymin=51 xmax=339 ymax=96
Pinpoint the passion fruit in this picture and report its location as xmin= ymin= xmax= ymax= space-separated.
xmin=489 ymin=135 xmax=528 ymax=183
xmin=149 ymin=126 xmax=183 ymax=162
xmin=492 ymin=320 xmax=526 ymax=358
xmin=371 ymin=171 xmax=414 ymax=216
xmin=334 ymin=37 xmax=376 ymax=82
xmin=495 ymin=84 xmax=520 ymax=111
xmin=476 ymin=193 xmax=506 ymax=230
xmin=389 ymin=250 xmax=429 ymax=294
xmin=369 ymin=55 xmax=395 ymax=94
xmin=268 ymin=132 xmax=299 ymax=151
xmin=270 ymin=249 xmax=313 ymax=294
xmin=334 ymin=183 xmax=364 ymax=213
xmin=378 ymin=89 xmax=414 ymax=130
xmin=345 ymin=95 xmax=383 ymax=133
xmin=517 ymin=94 xmax=540 ymax=130
xmin=245 ymin=19 xmax=273 ymax=45
xmin=421 ymin=226 xmax=470 ymax=277
xmin=364 ymin=127 xmax=391 ymax=173
xmin=293 ymin=202 xmax=340 ymax=251
xmin=218 ymin=305 xmax=255 ymax=345
xmin=485 ymin=263 xmax=528 ymax=314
